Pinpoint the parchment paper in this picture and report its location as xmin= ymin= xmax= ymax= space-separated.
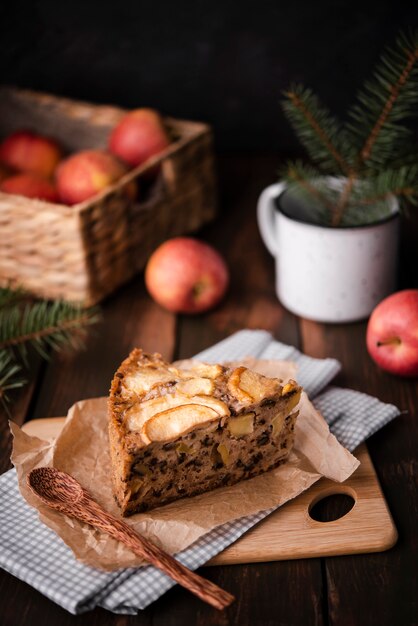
xmin=10 ymin=359 xmax=359 ymax=571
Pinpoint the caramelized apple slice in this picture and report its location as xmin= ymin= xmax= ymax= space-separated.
xmin=126 ymin=394 xmax=181 ymax=431
xmin=227 ymin=367 xmax=253 ymax=404
xmin=190 ymin=363 xmax=223 ymax=379
xmin=176 ymin=377 xmax=215 ymax=396
xmin=227 ymin=366 xmax=280 ymax=404
xmin=189 ymin=395 xmax=229 ymax=416
xmin=238 ymin=368 xmax=280 ymax=401
xmin=126 ymin=392 xmax=229 ymax=431
xmin=142 ymin=404 xmax=220 ymax=443
xmin=176 ymin=360 xmax=223 ymax=379
xmin=123 ymin=368 xmax=177 ymax=395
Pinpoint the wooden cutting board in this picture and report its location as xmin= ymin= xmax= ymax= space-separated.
xmin=22 ymin=418 xmax=397 ymax=564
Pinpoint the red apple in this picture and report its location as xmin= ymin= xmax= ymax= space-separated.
xmin=56 ymin=150 xmax=127 ymax=205
xmin=0 ymin=173 xmax=59 ymax=202
xmin=366 ymin=289 xmax=418 ymax=377
xmin=0 ymin=163 xmax=14 ymax=182
xmin=145 ymin=237 xmax=229 ymax=314
xmin=109 ymin=109 xmax=170 ymax=167
xmin=0 ymin=130 xmax=62 ymax=178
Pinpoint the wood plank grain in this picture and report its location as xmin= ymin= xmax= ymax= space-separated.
xmin=0 ymin=576 xmax=126 ymax=626
xmin=152 ymin=559 xmax=325 ymax=626
xmin=300 ymin=319 xmax=418 ymax=626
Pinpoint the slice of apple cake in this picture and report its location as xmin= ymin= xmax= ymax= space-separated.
xmin=108 ymin=349 xmax=302 ymax=515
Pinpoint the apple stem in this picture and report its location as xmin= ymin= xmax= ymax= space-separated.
xmin=376 ymin=337 xmax=401 ymax=347
xmin=192 ymin=281 xmax=205 ymax=299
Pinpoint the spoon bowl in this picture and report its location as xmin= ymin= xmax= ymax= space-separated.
xmin=28 ymin=467 xmax=84 ymax=506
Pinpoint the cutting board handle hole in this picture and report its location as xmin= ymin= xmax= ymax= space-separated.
xmin=308 ymin=489 xmax=356 ymax=523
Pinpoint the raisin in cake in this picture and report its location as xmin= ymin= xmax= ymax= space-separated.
xmin=109 ymin=349 xmax=302 ymax=516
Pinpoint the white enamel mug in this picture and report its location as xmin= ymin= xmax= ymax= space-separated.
xmin=257 ymin=182 xmax=400 ymax=322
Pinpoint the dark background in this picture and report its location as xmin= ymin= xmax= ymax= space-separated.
xmin=0 ymin=1 xmax=417 ymax=152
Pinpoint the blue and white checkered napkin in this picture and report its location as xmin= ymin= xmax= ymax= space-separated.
xmin=0 ymin=330 xmax=400 ymax=615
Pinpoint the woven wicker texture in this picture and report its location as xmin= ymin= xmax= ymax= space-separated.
xmin=0 ymin=87 xmax=217 ymax=304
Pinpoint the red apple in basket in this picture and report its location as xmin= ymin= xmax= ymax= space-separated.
xmin=0 ymin=163 xmax=14 ymax=182
xmin=56 ymin=150 xmax=127 ymax=205
xmin=145 ymin=237 xmax=229 ymax=314
xmin=109 ymin=109 xmax=170 ymax=168
xmin=0 ymin=130 xmax=62 ymax=178
xmin=366 ymin=289 xmax=418 ymax=377
xmin=0 ymin=173 xmax=59 ymax=202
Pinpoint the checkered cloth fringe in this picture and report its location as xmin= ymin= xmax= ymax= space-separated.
xmin=0 ymin=330 xmax=400 ymax=614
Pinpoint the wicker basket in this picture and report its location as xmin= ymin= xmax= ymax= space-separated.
xmin=0 ymin=87 xmax=217 ymax=305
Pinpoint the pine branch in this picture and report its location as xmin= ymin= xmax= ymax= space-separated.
xmin=281 ymin=160 xmax=339 ymax=224
xmin=0 ymin=300 xmax=100 ymax=363
xmin=280 ymin=30 xmax=418 ymax=227
xmin=333 ymin=164 xmax=418 ymax=226
xmin=282 ymin=85 xmax=355 ymax=175
xmin=0 ymin=292 xmax=99 ymax=411
xmin=0 ymin=350 xmax=25 ymax=415
xmin=346 ymin=30 xmax=418 ymax=168
xmin=332 ymin=175 xmax=356 ymax=227
xmin=353 ymin=165 xmax=418 ymax=207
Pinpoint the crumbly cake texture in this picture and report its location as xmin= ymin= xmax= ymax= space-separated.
xmin=108 ymin=349 xmax=302 ymax=516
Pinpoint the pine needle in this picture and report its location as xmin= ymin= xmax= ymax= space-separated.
xmin=346 ymin=29 xmax=418 ymax=168
xmin=280 ymin=160 xmax=339 ymax=224
xmin=282 ymin=85 xmax=355 ymax=176
xmin=0 ymin=291 xmax=100 ymax=410
xmin=353 ymin=164 xmax=418 ymax=208
xmin=0 ymin=350 xmax=26 ymax=415
xmin=281 ymin=29 xmax=418 ymax=226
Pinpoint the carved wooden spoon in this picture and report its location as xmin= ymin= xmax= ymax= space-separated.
xmin=27 ymin=467 xmax=234 ymax=610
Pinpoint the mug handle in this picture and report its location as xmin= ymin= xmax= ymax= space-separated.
xmin=256 ymin=182 xmax=286 ymax=256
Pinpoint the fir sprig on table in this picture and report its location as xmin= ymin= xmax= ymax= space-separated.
xmin=0 ymin=352 xmax=25 ymax=408
xmin=281 ymin=30 xmax=418 ymax=227
xmin=0 ymin=287 xmax=99 ymax=413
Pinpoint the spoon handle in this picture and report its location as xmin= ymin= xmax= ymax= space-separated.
xmin=75 ymin=495 xmax=234 ymax=610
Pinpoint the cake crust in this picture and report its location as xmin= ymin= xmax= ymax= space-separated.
xmin=108 ymin=349 xmax=301 ymax=515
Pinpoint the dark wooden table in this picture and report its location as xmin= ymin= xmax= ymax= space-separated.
xmin=1 ymin=156 xmax=417 ymax=626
